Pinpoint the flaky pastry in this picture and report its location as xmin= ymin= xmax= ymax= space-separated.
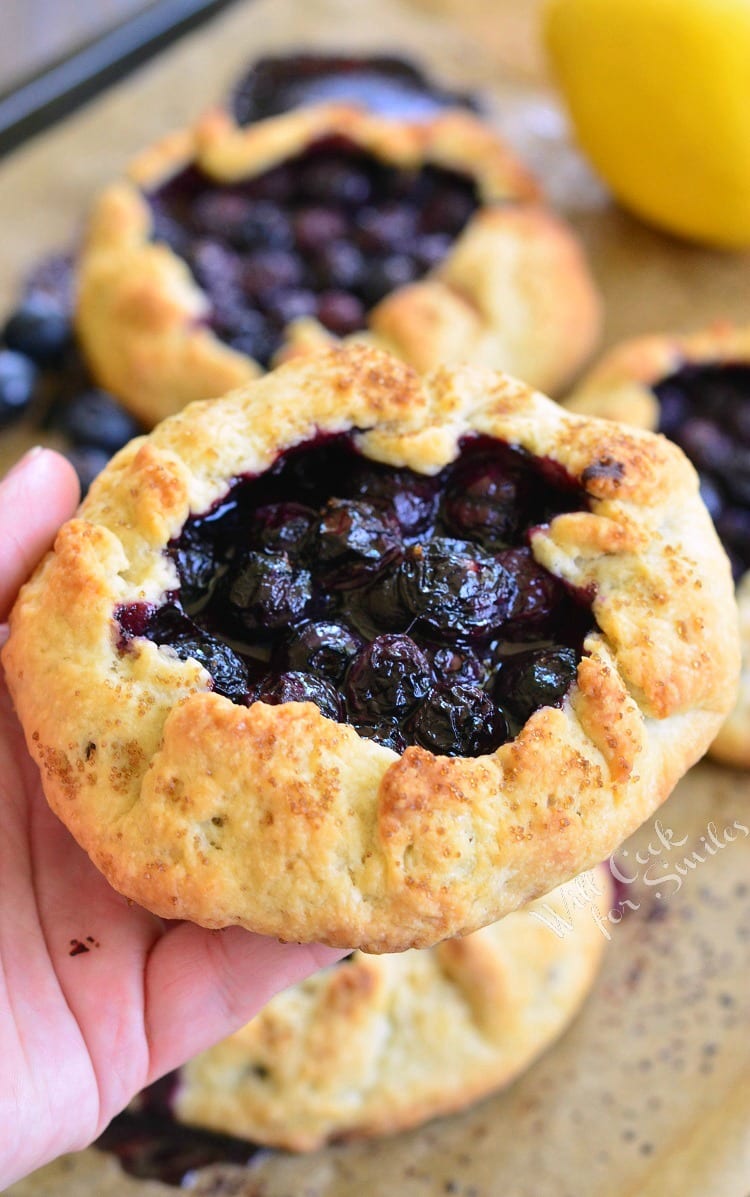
xmin=3 ymin=346 xmax=739 ymax=951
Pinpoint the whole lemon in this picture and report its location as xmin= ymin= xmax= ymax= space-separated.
xmin=544 ymin=0 xmax=750 ymax=249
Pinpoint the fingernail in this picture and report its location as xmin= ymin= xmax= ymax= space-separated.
xmin=2 ymin=446 xmax=45 ymax=483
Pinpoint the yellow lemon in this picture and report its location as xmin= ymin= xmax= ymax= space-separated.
xmin=544 ymin=0 xmax=750 ymax=249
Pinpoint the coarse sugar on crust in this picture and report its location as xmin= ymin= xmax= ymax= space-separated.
xmin=3 ymin=345 xmax=739 ymax=951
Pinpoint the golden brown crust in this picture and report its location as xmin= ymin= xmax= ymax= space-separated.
xmin=173 ymin=868 xmax=611 ymax=1150
xmin=565 ymin=324 xmax=750 ymax=769
xmin=3 ymin=346 xmax=739 ymax=950
xmin=75 ymin=103 xmax=600 ymax=426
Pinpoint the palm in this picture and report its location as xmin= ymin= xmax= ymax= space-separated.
xmin=0 ymin=452 xmax=341 ymax=1187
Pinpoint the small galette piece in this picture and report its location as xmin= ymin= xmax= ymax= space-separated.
xmin=75 ymin=94 xmax=600 ymax=426
xmin=138 ymin=871 xmax=610 ymax=1154
xmin=565 ymin=324 xmax=750 ymax=768
xmin=3 ymin=347 xmax=738 ymax=951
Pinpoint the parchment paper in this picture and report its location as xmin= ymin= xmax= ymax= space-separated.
xmin=2 ymin=1 xmax=749 ymax=1193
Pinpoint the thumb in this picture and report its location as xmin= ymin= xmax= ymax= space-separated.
xmin=0 ymin=448 xmax=80 ymax=621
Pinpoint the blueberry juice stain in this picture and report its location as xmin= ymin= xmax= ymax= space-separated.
xmin=116 ymin=434 xmax=596 ymax=757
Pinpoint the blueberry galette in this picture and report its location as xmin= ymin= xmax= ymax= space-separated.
xmin=3 ymin=347 xmax=738 ymax=951
xmin=142 ymin=870 xmax=610 ymax=1153
xmin=565 ymin=325 xmax=750 ymax=768
xmin=75 ymin=87 xmax=600 ymax=426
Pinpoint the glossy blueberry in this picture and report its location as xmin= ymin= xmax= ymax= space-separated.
xmin=493 ymin=645 xmax=578 ymax=725
xmin=173 ymin=526 xmax=218 ymax=609
xmin=354 ymin=720 xmax=407 ymax=752
xmin=56 ymin=389 xmax=141 ymax=452
xmin=4 ymin=294 xmax=71 ymax=365
xmin=345 ymin=633 xmax=434 ymax=721
xmin=166 ymin=632 xmax=249 ymax=702
xmin=222 ymin=312 xmax=277 ymax=366
xmin=678 ymin=418 xmax=734 ymax=473
xmin=414 ymin=232 xmax=452 ymax=270
xmin=410 ymin=683 xmax=509 ymax=757
xmin=442 ymin=455 xmax=520 ymax=549
xmin=431 ymin=645 xmax=485 ymax=687
xmin=280 ymin=620 xmax=363 ymax=683
xmin=314 ymin=499 xmax=402 ymax=588
xmin=349 ymin=461 xmax=439 ymax=538
xmin=0 ymin=348 xmax=38 ymax=426
xmin=227 ymin=550 xmax=312 ymax=629
xmin=252 ymin=502 xmax=316 ymax=557
xmin=398 ymin=537 xmax=519 ymax=638
xmin=496 ymin=546 xmax=566 ymax=634
xmin=255 ymin=670 xmax=341 ymax=720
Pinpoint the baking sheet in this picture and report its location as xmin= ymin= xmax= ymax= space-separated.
xmin=2 ymin=0 xmax=750 ymax=1193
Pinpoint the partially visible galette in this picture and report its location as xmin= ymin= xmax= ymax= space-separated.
xmin=143 ymin=870 xmax=611 ymax=1152
xmin=565 ymin=324 xmax=750 ymax=768
xmin=3 ymin=347 xmax=738 ymax=950
xmin=75 ymin=75 xmax=600 ymax=426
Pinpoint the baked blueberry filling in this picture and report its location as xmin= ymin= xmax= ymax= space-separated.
xmin=232 ymin=53 xmax=478 ymax=125
xmin=117 ymin=435 xmax=595 ymax=756
xmin=147 ymin=142 xmax=480 ymax=368
xmin=655 ymin=362 xmax=750 ymax=581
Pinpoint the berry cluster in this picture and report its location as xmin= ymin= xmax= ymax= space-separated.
xmin=655 ymin=362 xmax=750 ymax=581
xmin=148 ymin=143 xmax=479 ymax=368
xmin=118 ymin=436 xmax=594 ymax=757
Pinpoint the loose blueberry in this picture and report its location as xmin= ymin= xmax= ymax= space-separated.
xmin=255 ymin=670 xmax=341 ymax=720
xmin=55 ymin=389 xmax=141 ymax=452
xmin=0 ymin=349 xmax=38 ymax=426
xmin=493 ymin=646 xmax=578 ymax=726
xmin=410 ymin=683 xmax=509 ymax=756
xmin=280 ymin=620 xmax=363 ymax=683
xmin=3 ymin=294 xmax=71 ymax=365
xmin=345 ymin=633 xmax=434 ymax=721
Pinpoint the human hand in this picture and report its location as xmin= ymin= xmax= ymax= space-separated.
xmin=0 ymin=449 xmax=342 ymax=1188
